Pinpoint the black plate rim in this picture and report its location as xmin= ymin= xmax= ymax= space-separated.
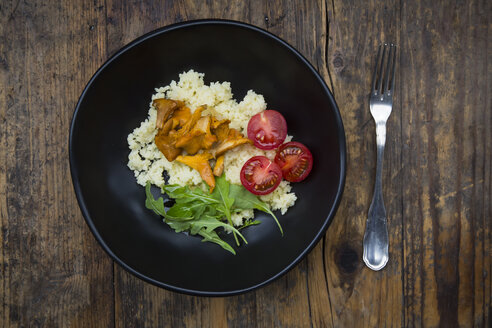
xmin=69 ymin=18 xmax=347 ymax=297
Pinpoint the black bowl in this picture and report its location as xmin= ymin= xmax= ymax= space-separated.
xmin=69 ymin=19 xmax=346 ymax=296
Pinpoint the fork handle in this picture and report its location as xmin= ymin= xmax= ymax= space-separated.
xmin=363 ymin=121 xmax=389 ymax=271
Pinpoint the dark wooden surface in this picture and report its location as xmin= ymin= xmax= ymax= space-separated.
xmin=0 ymin=0 xmax=490 ymax=327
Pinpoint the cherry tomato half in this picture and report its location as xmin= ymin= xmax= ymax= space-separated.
xmin=247 ymin=110 xmax=287 ymax=150
xmin=274 ymin=142 xmax=313 ymax=182
xmin=240 ymin=156 xmax=283 ymax=195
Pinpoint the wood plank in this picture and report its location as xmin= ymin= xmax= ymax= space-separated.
xmin=401 ymin=0 xmax=491 ymax=327
xmin=323 ymin=0 xmax=404 ymax=326
xmin=0 ymin=1 xmax=114 ymax=327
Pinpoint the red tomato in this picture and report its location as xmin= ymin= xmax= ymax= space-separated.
xmin=247 ymin=110 xmax=287 ymax=150
xmin=274 ymin=142 xmax=313 ymax=182
xmin=240 ymin=156 xmax=283 ymax=195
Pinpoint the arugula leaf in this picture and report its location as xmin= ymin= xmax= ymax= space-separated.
xmin=146 ymin=183 xmax=190 ymax=219
xmin=239 ymin=219 xmax=262 ymax=230
xmin=146 ymin=181 xmax=242 ymax=255
xmin=165 ymin=219 xmax=192 ymax=233
xmin=212 ymin=175 xmax=235 ymax=212
xmin=166 ymin=202 xmax=193 ymax=218
xmin=145 ymin=182 xmax=172 ymax=218
xmin=211 ymin=175 xmax=239 ymax=245
xmin=145 ymin=174 xmax=284 ymax=255
xmin=198 ymin=229 xmax=236 ymax=255
xmin=162 ymin=184 xmax=219 ymax=205
xmin=190 ymin=215 xmax=246 ymax=242
xmin=192 ymin=203 xmax=207 ymax=221
xmin=229 ymin=184 xmax=283 ymax=235
xmin=160 ymin=184 xmax=187 ymax=197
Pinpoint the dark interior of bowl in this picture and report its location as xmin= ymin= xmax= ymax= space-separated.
xmin=70 ymin=20 xmax=345 ymax=296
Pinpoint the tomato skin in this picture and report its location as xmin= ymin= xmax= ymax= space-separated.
xmin=274 ymin=142 xmax=313 ymax=182
xmin=247 ymin=110 xmax=287 ymax=150
xmin=240 ymin=156 xmax=283 ymax=195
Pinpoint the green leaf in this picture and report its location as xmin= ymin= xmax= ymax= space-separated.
xmin=239 ymin=219 xmax=262 ymax=230
xmin=193 ymin=203 xmax=207 ymax=221
xmin=162 ymin=184 xmax=220 ymax=205
xmin=145 ymin=176 xmax=268 ymax=255
xmin=146 ymin=182 xmax=194 ymax=221
xmin=211 ymin=175 xmax=234 ymax=210
xmin=203 ymin=205 xmax=218 ymax=218
xmin=189 ymin=215 xmax=247 ymax=244
xmin=198 ymin=229 xmax=236 ymax=255
xmin=145 ymin=182 xmax=167 ymax=217
xmin=166 ymin=203 xmax=193 ymax=218
xmin=211 ymin=174 xmax=239 ymax=245
xmin=166 ymin=219 xmax=192 ymax=233
xmin=160 ymin=184 xmax=188 ymax=197
xmin=229 ymin=184 xmax=283 ymax=235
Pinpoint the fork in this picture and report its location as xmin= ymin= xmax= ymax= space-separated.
xmin=362 ymin=43 xmax=397 ymax=271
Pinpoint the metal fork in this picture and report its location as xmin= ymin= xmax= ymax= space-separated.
xmin=363 ymin=43 xmax=397 ymax=271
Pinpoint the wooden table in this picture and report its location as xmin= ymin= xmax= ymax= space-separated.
xmin=1 ymin=1 xmax=490 ymax=327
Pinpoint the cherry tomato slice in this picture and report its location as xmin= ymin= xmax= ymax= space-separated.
xmin=274 ymin=142 xmax=313 ymax=182
xmin=240 ymin=156 xmax=283 ymax=195
xmin=247 ymin=110 xmax=287 ymax=150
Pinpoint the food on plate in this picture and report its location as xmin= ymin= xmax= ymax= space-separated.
xmin=240 ymin=156 xmax=283 ymax=195
xmin=176 ymin=152 xmax=215 ymax=192
xmin=247 ymin=110 xmax=287 ymax=150
xmin=128 ymin=70 xmax=302 ymax=253
xmin=213 ymin=155 xmax=225 ymax=176
xmin=174 ymin=111 xmax=217 ymax=155
xmin=152 ymin=98 xmax=253 ymax=191
xmin=212 ymin=124 xmax=252 ymax=156
xmin=239 ymin=112 xmax=313 ymax=193
xmin=274 ymin=141 xmax=313 ymax=182
xmin=145 ymin=174 xmax=282 ymax=254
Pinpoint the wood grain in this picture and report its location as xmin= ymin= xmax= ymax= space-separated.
xmin=401 ymin=1 xmax=491 ymax=327
xmin=0 ymin=1 xmax=114 ymax=327
xmin=0 ymin=0 xmax=490 ymax=327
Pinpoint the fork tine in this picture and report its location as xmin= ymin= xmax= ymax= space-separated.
xmin=376 ymin=44 xmax=387 ymax=94
xmin=371 ymin=45 xmax=382 ymax=92
xmin=390 ymin=44 xmax=397 ymax=91
xmin=384 ymin=44 xmax=395 ymax=92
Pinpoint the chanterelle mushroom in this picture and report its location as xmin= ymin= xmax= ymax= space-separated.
xmin=169 ymin=106 xmax=191 ymax=129
xmin=175 ymin=115 xmax=217 ymax=155
xmin=171 ymin=105 xmax=206 ymax=140
xmin=211 ymin=117 xmax=231 ymax=142
xmin=176 ymin=152 xmax=215 ymax=192
xmin=155 ymin=128 xmax=182 ymax=162
xmin=152 ymin=101 xmax=253 ymax=188
xmin=153 ymin=99 xmax=184 ymax=129
xmin=213 ymin=155 xmax=225 ymax=177
xmin=213 ymin=128 xmax=252 ymax=157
